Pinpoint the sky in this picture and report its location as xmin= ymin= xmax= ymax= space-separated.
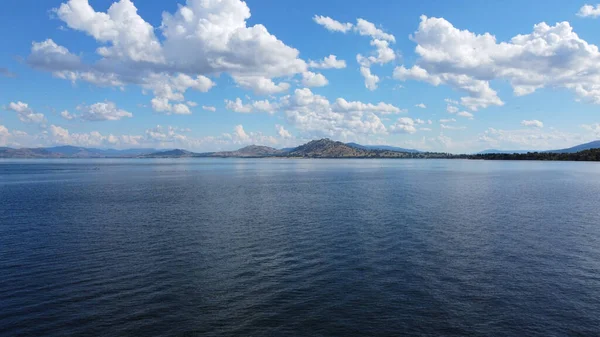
xmin=1 ymin=0 xmax=600 ymax=153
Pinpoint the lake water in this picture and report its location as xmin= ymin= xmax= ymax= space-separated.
xmin=1 ymin=159 xmax=600 ymax=336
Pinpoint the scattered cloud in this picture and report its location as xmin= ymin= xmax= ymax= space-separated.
xmin=60 ymin=110 xmax=75 ymax=120
xmin=390 ymin=117 xmax=417 ymax=134
xmin=577 ymin=4 xmax=600 ymax=18
xmin=308 ymin=55 xmax=346 ymax=69
xmin=415 ymin=103 xmax=426 ymax=109
xmin=457 ymin=111 xmax=474 ymax=119
xmin=301 ymin=71 xmax=328 ymax=87
xmin=521 ymin=119 xmax=544 ymax=128
xmin=313 ymin=15 xmax=353 ymax=33
xmin=77 ymin=101 xmax=133 ymax=121
xmin=202 ymin=105 xmax=216 ymax=112
xmin=439 ymin=118 xmax=456 ymax=123
xmin=28 ymin=0 xmax=311 ymax=110
xmin=224 ymin=98 xmax=278 ymax=114
xmin=394 ymin=15 xmax=600 ymax=110
xmin=275 ymin=124 xmax=292 ymax=139
xmin=5 ymin=101 xmax=46 ymax=124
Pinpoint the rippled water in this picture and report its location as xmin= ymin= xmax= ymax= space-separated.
xmin=1 ymin=159 xmax=600 ymax=336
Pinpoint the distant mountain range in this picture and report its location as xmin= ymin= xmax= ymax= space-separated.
xmin=2 ymin=139 xmax=600 ymax=160
xmin=0 ymin=146 xmax=158 ymax=158
xmin=478 ymin=140 xmax=600 ymax=155
xmin=346 ymin=142 xmax=420 ymax=153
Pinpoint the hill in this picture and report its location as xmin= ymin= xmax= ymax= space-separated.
xmin=549 ymin=140 xmax=600 ymax=153
xmin=287 ymin=139 xmax=369 ymax=157
xmin=346 ymin=142 xmax=420 ymax=153
xmin=142 ymin=149 xmax=197 ymax=158
xmin=211 ymin=145 xmax=284 ymax=157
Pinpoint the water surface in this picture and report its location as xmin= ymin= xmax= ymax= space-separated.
xmin=1 ymin=159 xmax=599 ymax=336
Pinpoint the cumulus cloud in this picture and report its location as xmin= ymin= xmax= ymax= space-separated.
xmin=313 ymin=15 xmax=353 ymax=32
xmin=521 ymin=119 xmax=544 ymax=128
xmin=457 ymin=111 xmax=474 ymax=119
xmin=394 ymin=15 xmax=600 ymax=110
xmin=77 ymin=101 xmax=133 ymax=121
xmin=5 ymin=101 xmax=46 ymax=124
xmin=354 ymin=18 xmax=396 ymax=42
xmin=332 ymin=98 xmax=404 ymax=114
xmin=415 ymin=103 xmax=426 ymax=109
xmin=29 ymin=0 xmax=311 ymax=110
xmin=280 ymin=88 xmax=388 ymax=139
xmin=60 ymin=110 xmax=75 ymax=120
xmin=360 ymin=66 xmax=379 ymax=90
xmin=275 ymin=124 xmax=292 ymax=138
xmin=224 ymin=98 xmax=278 ymax=114
xmin=202 ymin=105 xmax=216 ymax=112
xmin=308 ymin=55 xmax=346 ymax=69
xmin=577 ymin=4 xmax=600 ymax=18
xmin=389 ymin=117 xmax=417 ymax=134
xmin=301 ymin=71 xmax=328 ymax=87
xmin=314 ymin=16 xmax=395 ymax=91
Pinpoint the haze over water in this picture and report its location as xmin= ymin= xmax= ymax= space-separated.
xmin=1 ymin=159 xmax=600 ymax=336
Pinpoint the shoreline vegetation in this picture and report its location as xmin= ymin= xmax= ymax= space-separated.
xmin=2 ymin=139 xmax=600 ymax=161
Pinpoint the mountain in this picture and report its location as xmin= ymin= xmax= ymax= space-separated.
xmin=142 ymin=149 xmax=197 ymax=158
xmin=0 ymin=147 xmax=63 ymax=158
xmin=211 ymin=145 xmax=284 ymax=157
xmin=288 ymin=139 xmax=370 ymax=157
xmin=346 ymin=142 xmax=420 ymax=153
xmin=549 ymin=140 xmax=600 ymax=153
xmin=45 ymin=146 xmax=157 ymax=157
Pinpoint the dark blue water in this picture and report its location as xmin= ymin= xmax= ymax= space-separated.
xmin=1 ymin=159 xmax=600 ymax=336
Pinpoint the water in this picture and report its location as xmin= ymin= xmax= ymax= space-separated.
xmin=1 ymin=158 xmax=600 ymax=336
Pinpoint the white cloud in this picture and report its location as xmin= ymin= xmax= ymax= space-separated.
xmin=30 ymin=0 xmax=310 ymax=107
xmin=186 ymin=101 xmax=198 ymax=107
xmin=457 ymin=111 xmax=474 ymax=119
xmin=446 ymin=105 xmax=459 ymax=113
xmin=577 ymin=4 xmax=600 ymax=18
xmin=275 ymin=124 xmax=292 ymax=139
xmin=581 ymin=123 xmax=600 ymax=137
xmin=6 ymin=101 xmax=46 ymax=124
xmin=441 ymin=124 xmax=466 ymax=130
xmin=224 ymin=98 xmax=278 ymax=114
xmin=354 ymin=18 xmax=395 ymax=42
xmin=360 ymin=66 xmax=379 ymax=91
xmin=415 ymin=103 xmax=426 ymax=109
xmin=439 ymin=118 xmax=456 ymax=123
xmin=308 ymin=55 xmax=346 ymax=69
xmin=357 ymin=39 xmax=395 ymax=67
xmin=280 ymin=88 xmax=388 ymax=139
xmin=202 ymin=105 xmax=216 ymax=112
xmin=389 ymin=117 xmax=417 ymax=134
xmin=478 ymin=127 xmax=593 ymax=150
xmin=313 ymin=15 xmax=353 ymax=33
xmin=301 ymin=71 xmax=328 ymax=87
xmin=77 ymin=101 xmax=133 ymax=121
xmin=521 ymin=119 xmax=544 ymax=128
xmin=332 ymin=98 xmax=404 ymax=114
xmin=394 ymin=15 xmax=600 ymax=110
xmin=60 ymin=110 xmax=75 ymax=120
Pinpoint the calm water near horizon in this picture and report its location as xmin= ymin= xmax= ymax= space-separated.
xmin=1 ymin=158 xmax=600 ymax=336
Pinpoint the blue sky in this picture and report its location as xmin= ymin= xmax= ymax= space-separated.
xmin=1 ymin=0 xmax=600 ymax=153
